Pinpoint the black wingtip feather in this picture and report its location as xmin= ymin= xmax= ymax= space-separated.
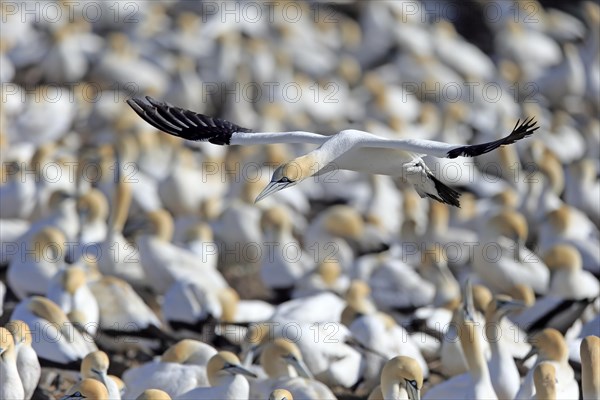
xmin=447 ymin=117 xmax=539 ymax=159
xmin=126 ymin=96 xmax=252 ymax=145
xmin=427 ymin=173 xmax=461 ymax=207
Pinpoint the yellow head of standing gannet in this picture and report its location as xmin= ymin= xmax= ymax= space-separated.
xmin=260 ymin=338 xmax=313 ymax=379
xmin=525 ymin=328 xmax=568 ymax=363
xmin=380 ymin=356 xmax=423 ymax=400
xmin=206 ymin=351 xmax=257 ymax=386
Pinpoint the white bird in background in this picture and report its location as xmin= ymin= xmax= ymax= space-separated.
xmin=7 ymin=227 xmax=67 ymax=299
xmin=127 ymin=97 xmax=539 ymax=207
xmin=249 ymin=338 xmax=328 ymax=399
xmin=511 ymin=245 xmax=599 ymax=334
xmin=96 ymin=176 xmax=146 ymax=286
xmin=0 ymin=326 xmax=25 ymax=400
xmin=5 ymin=320 xmax=41 ymax=400
xmin=483 ymin=296 xmax=525 ymax=400
xmin=88 ymin=275 xmax=165 ymax=352
xmin=122 ymin=339 xmax=217 ymax=399
xmin=473 ymin=210 xmax=550 ymax=295
xmin=424 ymin=280 xmax=497 ymax=400
xmin=174 ymin=351 xmax=257 ymax=400
xmin=46 ymin=267 xmax=100 ymax=335
xmin=135 ymin=208 xmax=228 ymax=295
xmin=565 ymin=159 xmax=600 ymax=225
xmin=10 ymin=296 xmax=97 ymax=367
xmin=259 ymin=205 xmax=313 ymax=297
xmin=347 ymin=309 xmax=428 ymax=392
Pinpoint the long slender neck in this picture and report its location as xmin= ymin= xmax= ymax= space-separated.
xmin=484 ymin=310 xmax=506 ymax=356
xmin=381 ymin=376 xmax=402 ymax=400
xmin=536 ymin=377 xmax=557 ymax=400
xmin=0 ymin=350 xmax=22 ymax=394
xmin=460 ymin=322 xmax=489 ymax=382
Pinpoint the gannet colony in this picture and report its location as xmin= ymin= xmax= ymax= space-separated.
xmin=1 ymin=1 xmax=599 ymax=399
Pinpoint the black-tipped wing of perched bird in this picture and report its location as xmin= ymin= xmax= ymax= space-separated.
xmin=127 ymin=96 xmax=538 ymax=207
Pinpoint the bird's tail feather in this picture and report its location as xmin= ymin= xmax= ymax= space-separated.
xmin=413 ymin=172 xmax=461 ymax=207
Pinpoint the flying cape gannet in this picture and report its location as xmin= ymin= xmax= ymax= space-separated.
xmin=127 ymin=97 xmax=538 ymax=207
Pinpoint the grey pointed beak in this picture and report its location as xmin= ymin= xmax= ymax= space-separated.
xmin=462 ymin=278 xmax=476 ymax=322
xmin=241 ymin=343 xmax=263 ymax=367
xmin=345 ymin=336 xmax=387 ymax=359
xmin=511 ymin=233 xmax=523 ymax=261
xmin=406 ymin=381 xmax=420 ymax=400
xmin=94 ymin=369 xmax=111 ymax=393
xmin=255 ymin=181 xmax=292 ymax=203
xmin=500 ymin=299 xmax=526 ymax=313
xmin=224 ymin=363 xmax=258 ymax=378
xmin=522 ymin=346 xmax=538 ymax=362
xmin=284 ymin=354 xmax=314 ymax=379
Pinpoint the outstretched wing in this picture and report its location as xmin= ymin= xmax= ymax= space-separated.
xmin=359 ymin=118 xmax=539 ymax=159
xmin=446 ymin=118 xmax=539 ymax=158
xmin=126 ymin=96 xmax=252 ymax=145
xmin=127 ymin=96 xmax=538 ymax=157
xmin=126 ymin=96 xmax=327 ymax=145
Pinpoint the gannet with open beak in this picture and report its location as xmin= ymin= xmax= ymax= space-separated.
xmin=127 ymin=97 xmax=538 ymax=207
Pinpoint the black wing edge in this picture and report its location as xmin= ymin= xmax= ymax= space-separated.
xmin=446 ymin=117 xmax=539 ymax=159
xmin=126 ymin=96 xmax=252 ymax=145
xmin=426 ymin=172 xmax=461 ymax=208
